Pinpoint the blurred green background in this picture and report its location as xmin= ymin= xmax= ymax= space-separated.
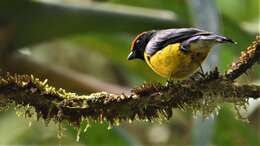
xmin=0 ymin=0 xmax=259 ymax=145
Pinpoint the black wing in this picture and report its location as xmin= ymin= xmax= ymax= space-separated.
xmin=145 ymin=28 xmax=212 ymax=56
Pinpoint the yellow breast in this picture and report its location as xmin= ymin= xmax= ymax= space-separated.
xmin=144 ymin=43 xmax=210 ymax=79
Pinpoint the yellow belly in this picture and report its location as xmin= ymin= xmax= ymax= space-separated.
xmin=144 ymin=43 xmax=210 ymax=79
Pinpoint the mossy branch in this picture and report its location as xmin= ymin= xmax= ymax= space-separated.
xmin=0 ymin=36 xmax=259 ymax=127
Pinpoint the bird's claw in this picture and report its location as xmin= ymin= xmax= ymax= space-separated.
xmin=165 ymin=79 xmax=175 ymax=87
xmin=198 ymin=71 xmax=206 ymax=78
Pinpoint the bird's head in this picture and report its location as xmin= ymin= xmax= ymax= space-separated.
xmin=128 ymin=31 xmax=155 ymax=60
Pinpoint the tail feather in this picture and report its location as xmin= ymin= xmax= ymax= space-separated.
xmin=184 ymin=34 xmax=236 ymax=45
xmin=213 ymin=35 xmax=236 ymax=44
xmin=181 ymin=34 xmax=236 ymax=50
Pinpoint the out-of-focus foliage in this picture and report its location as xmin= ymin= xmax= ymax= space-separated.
xmin=109 ymin=0 xmax=190 ymax=19
xmin=213 ymin=107 xmax=260 ymax=146
xmin=0 ymin=111 xmax=81 ymax=145
xmin=216 ymin=0 xmax=259 ymax=22
xmin=67 ymin=123 xmax=135 ymax=146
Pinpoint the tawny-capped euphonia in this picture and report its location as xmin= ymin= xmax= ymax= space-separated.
xmin=128 ymin=28 xmax=234 ymax=79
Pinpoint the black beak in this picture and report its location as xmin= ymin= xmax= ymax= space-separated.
xmin=127 ymin=52 xmax=135 ymax=60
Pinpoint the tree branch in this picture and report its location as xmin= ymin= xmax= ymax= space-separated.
xmin=225 ymin=36 xmax=260 ymax=80
xmin=0 ymin=36 xmax=259 ymax=127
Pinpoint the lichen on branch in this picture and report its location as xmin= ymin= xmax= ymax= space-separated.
xmin=0 ymin=36 xmax=259 ymax=128
xmin=225 ymin=35 xmax=260 ymax=80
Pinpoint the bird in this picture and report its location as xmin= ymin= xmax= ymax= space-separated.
xmin=127 ymin=28 xmax=235 ymax=79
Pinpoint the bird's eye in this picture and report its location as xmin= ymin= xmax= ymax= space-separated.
xmin=135 ymin=40 xmax=140 ymax=44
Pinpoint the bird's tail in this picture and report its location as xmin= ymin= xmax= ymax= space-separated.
xmin=181 ymin=34 xmax=236 ymax=51
xmin=205 ymin=34 xmax=236 ymax=44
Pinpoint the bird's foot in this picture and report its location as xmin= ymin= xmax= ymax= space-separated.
xmin=198 ymin=65 xmax=206 ymax=79
xmin=198 ymin=71 xmax=206 ymax=79
xmin=165 ymin=78 xmax=176 ymax=87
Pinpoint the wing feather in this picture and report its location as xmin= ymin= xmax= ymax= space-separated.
xmin=145 ymin=28 xmax=211 ymax=56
